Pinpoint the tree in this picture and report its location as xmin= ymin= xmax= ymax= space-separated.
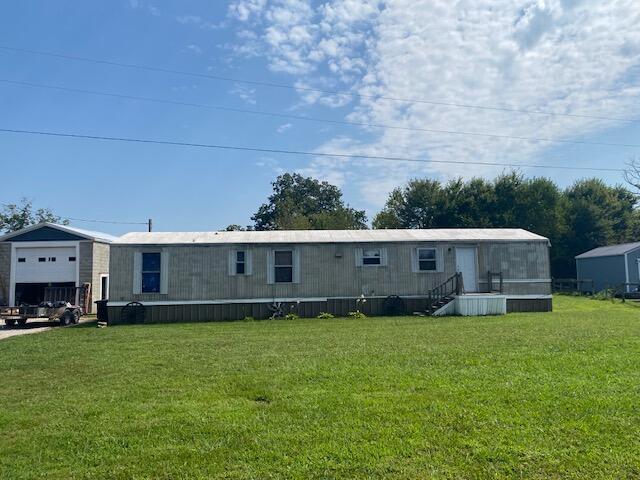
xmin=623 ymin=156 xmax=640 ymax=194
xmin=557 ymin=179 xmax=637 ymax=276
xmin=251 ymin=173 xmax=367 ymax=230
xmin=224 ymin=224 xmax=249 ymax=231
xmin=373 ymin=179 xmax=447 ymax=229
xmin=0 ymin=198 xmax=68 ymax=233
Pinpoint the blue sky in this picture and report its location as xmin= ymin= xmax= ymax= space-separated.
xmin=1 ymin=0 xmax=639 ymax=235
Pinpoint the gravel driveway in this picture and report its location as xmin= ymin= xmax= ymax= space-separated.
xmin=0 ymin=318 xmax=93 ymax=341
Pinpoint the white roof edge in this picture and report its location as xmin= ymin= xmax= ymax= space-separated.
xmin=113 ymin=228 xmax=549 ymax=245
xmin=0 ymin=222 xmax=118 ymax=243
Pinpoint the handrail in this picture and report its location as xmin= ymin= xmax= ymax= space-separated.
xmin=428 ymin=272 xmax=463 ymax=306
xmin=487 ymin=271 xmax=503 ymax=293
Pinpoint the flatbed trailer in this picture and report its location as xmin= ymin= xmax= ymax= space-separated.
xmin=0 ymin=303 xmax=82 ymax=328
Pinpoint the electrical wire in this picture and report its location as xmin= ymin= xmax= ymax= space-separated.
xmin=0 ymin=127 xmax=627 ymax=173
xmin=1 ymin=45 xmax=638 ymax=124
xmin=1 ymin=78 xmax=639 ymax=149
xmin=0 ymin=202 xmax=147 ymax=225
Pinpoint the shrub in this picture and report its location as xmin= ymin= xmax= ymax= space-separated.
xmin=242 ymin=316 xmax=256 ymax=322
xmin=284 ymin=313 xmax=299 ymax=320
xmin=348 ymin=311 xmax=366 ymax=319
xmin=592 ymin=289 xmax=614 ymax=301
xmin=317 ymin=312 xmax=335 ymax=319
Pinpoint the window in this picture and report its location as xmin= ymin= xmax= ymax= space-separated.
xmin=38 ymin=257 xmax=46 ymax=262
xmin=418 ymin=248 xmax=437 ymax=271
xmin=362 ymin=248 xmax=382 ymax=265
xmin=17 ymin=258 xmax=26 ymax=263
xmin=49 ymin=257 xmax=56 ymax=262
xmin=274 ymin=250 xmax=293 ymax=283
xmin=68 ymin=256 xmax=76 ymax=262
xmin=141 ymin=252 xmax=161 ymax=293
xmin=236 ymin=251 xmax=246 ymax=275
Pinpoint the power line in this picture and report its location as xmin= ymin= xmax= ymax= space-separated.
xmin=65 ymin=217 xmax=148 ymax=225
xmin=1 ymin=45 xmax=637 ymax=124
xmin=0 ymin=127 xmax=627 ymax=173
xmin=0 ymin=202 xmax=147 ymax=225
xmin=1 ymin=78 xmax=639 ymax=149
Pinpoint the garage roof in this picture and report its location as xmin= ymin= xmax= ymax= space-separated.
xmin=115 ymin=228 xmax=548 ymax=245
xmin=575 ymin=242 xmax=640 ymax=259
xmin=0 ymin=222 xmax=118 ymax=243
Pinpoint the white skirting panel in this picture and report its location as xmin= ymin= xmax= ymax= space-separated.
xmin=455 ymin=295 xmax=507 ymax=316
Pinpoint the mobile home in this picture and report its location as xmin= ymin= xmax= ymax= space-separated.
xmin=105 ymin=228 xmax=551 ymax=323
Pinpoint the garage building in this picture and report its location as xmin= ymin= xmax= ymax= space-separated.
xmin=0 ymin=223 xmax=115 ymax=312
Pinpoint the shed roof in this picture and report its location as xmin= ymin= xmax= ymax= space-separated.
xmin=575 ymin=242 xmax=640 ymax=259
xmin=0 ymin=222 xmax=118 ymax=243
xmin=115 ymin=228 xmax=548 ymax=245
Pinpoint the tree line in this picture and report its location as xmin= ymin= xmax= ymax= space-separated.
xmin=233 ymin=172 xmax=639 ymax=277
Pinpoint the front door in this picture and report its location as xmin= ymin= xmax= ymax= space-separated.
xmin=456 ymin=247 xmax=478 ymax=293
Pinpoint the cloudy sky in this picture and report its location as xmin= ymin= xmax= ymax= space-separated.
xmin=1 ymin=1 xmax=639 ymax=232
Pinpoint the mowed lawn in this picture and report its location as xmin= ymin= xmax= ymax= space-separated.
xmin=1 ymin=297 xmax=639 ymax=479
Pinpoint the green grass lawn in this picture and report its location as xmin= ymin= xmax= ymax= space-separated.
xmin=1 ymin=296 xmax=639 ymax=479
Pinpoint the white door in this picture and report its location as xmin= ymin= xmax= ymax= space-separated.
xmin=15 ymin=247 xmax=77 ymax=283
xmin=456 ymin=247 xmax=478 ymax=293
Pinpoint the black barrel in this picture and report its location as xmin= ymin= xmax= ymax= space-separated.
xmin=95 ymin=300 xmax=109 ymax=323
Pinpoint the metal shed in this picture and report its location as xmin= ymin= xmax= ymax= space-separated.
xmin=575 ymin=242 xmax=640 ymax=293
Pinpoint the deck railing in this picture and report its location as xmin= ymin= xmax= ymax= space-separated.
xmin=428 ymin=272 xmax=463 ymax=306
xmin=487 ymin=271 xmax=504 ymax=293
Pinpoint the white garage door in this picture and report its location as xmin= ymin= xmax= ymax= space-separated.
xmin=15 ymin=247 xmax=77 ymax=283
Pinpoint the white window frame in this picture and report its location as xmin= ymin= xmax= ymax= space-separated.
xmin=274 ymin=250 xmax=294 ymax=283
xmin=417 ymin=247 xmax=437 ymax=272
xmin=267 ymin=248 xmax=300 ymax=284
xmin=412 ymin=246 xmax=443 ymax=273
xmin=99 ymin=273 xmax=110 ymax=300
xmin=236 ymin=251 xmax=246 ymax=275
xmin=229 ymin=249 xmax=252 ymax=276
xmin=356 ymin=247 xmax=387 ymax=267
xmin=363 ymin=248 xmax=381 ymax=265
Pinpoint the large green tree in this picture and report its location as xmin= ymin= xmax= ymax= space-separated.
xmin=374 ymin=173 xmax=563 ymax=237
xmin=251 ymin=173 xmax=367 ymax=230
xmin=555 ymin=179 xmax=637 ymax=276
xmin=0 ymin=198 xmax=68 ymax=233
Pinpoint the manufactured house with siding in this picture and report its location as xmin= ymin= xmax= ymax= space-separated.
xmin=106 ymin=228 xmax=552 ymax=323
xmin=0 ymin=223 xmax=115 ymax=313
xmin=576 ymin=242 xmax=640 ymax=293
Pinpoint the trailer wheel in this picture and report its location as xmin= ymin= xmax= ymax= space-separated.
xmin=17 ymin=318 xmax=27 ymax=328
xmin=5 ymin=319 xmax=16 ymax=328
xmin=60 ymin=311 xmax=73 ymax=326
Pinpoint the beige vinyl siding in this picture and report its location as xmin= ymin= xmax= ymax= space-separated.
xmin=78 ymin=241 xmax=111 ymax=313
xmin=0 ymin=243 xmax=10 ymax=303
xmin=109 ymin=240 xmax=551 ymax=302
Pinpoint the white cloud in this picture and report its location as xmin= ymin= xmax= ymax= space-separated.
xmin=127 ymin=0 xmax=160 ymax=16
xmin=229 ymin=0 xmax=640 ymax=207
xmin=230 ymin=84 xmax=258 ymax=105
xmin=176 ymin=14 xmax=227 ymax=30
xmin=276 ymin=123 xmax=293 ymax=133
xmin=185 ymin=44 xmax=202 ymax=54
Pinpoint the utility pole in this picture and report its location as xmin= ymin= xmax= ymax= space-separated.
xmin=148 ymin=219 xmax=153 ymax=232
